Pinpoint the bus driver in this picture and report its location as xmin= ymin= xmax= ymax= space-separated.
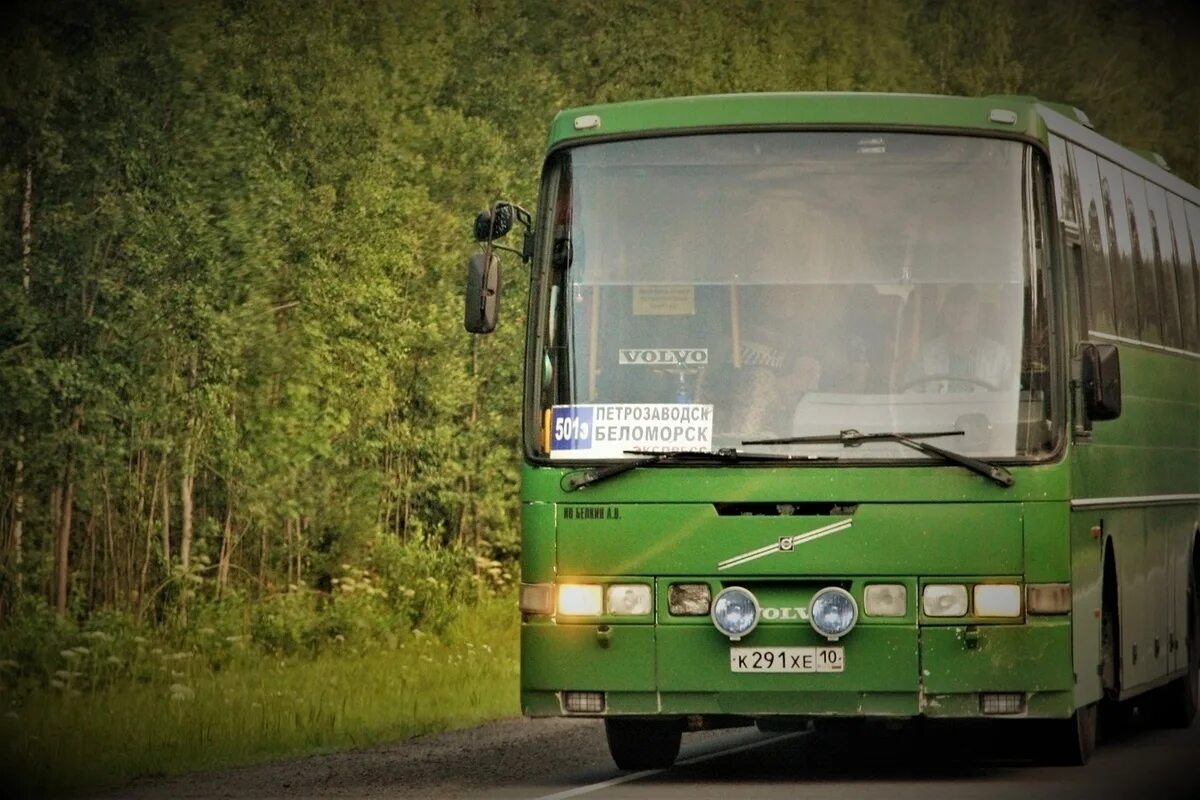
xmin=907 ymin=284 xmax=1013 ymax=393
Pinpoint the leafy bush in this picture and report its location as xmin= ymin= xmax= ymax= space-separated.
xmin=1 ymin=533 xmax=509 ymax=700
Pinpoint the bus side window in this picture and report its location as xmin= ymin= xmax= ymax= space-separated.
xmin=1048 ymin=136 xmax=1077 ymax=226
xmin=1122 ymin=171 xmax=1162 ymax=345
xmin=1069 ymin=146 xmax=1117 ymax=335
xmin=1145 ymin=182 xmax=1183 ymax=349
xmin=1167 ymin=193 xmax=1199 ymax=351
xmin=1096 ymin=157 xmax=1140 ymax=339
xmin=1027 ymin=152 xmax=1053 ymax=381
xmin=1022 ymin=152 xmax=1056 ymax=454
xmin=1185 ymin=202 xmax=1200 ymax=348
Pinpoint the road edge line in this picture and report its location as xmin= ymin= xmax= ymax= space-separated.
xmin=532 ymin=729 xmax=810 ymax=800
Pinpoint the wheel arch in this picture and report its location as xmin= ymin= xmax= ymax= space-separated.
xmin=1101 ymin=536 xmax=1122 ymax=696
xmin=1191 ymin=523 xmax=1199 ymax=577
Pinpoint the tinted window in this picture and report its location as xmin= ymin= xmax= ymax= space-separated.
xmin=1167 ymin=193 xmax=1199 ymax=350
xmin=1145 ymin=182 xmax=1182 ymax=347
xmin=1048 ymin=136 xmax=1077 ymax=225
xmin=1122 ymin=172 xmax=1161 ymax=343
xmin=1070 ymin=146 xmax=1116 ymax=334
xmin=1096 ymin=158 xmax=1138 ymax=337
xmin=1187 ymin=202 xmax=1200 ymax=346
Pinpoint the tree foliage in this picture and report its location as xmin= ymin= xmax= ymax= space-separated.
xmin=0 ymin=0 xmax=1196 ymax=624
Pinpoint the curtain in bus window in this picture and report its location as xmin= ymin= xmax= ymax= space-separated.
xmin=1122 ymin=171 xmax=1163 ymax=344
xmin=1144 ymin=182 xmax=1183 ymax=348
xmin=1070 ymin=146 xmax=1117 ymax=335
xmin=1096 ymin=158 xmax=1140 ymax=339
xmin=1166 ymin=193 xmax=1199 ymax=350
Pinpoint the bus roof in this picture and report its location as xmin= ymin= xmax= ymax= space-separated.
xmin=548 ymin=92 xmax=1199 ymax=202
xmin=548 ymin=92 xmax=1049 ymax=148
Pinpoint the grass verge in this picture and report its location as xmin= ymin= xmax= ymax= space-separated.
xmin=1 ymin=595 xmax=520 ymax=797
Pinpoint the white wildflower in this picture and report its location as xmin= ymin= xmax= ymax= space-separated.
xmin=168 ymin=683 xmax=195 ymax=702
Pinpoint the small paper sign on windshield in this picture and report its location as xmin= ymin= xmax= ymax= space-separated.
xmin=549 ymin=404 xmax=714 ymax=460
xmin=632 ymin=286 xmax=695 ymax=316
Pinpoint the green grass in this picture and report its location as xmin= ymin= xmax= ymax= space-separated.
xmin=0 ymin=596 xmax=520 ymax=797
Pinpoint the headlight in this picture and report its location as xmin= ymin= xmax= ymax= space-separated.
xmin=711 ymin=586 xmax=760 ymax=641
xmin=808 ymin=587 xmax=859 ymax=640
xmin=558 ymin=584 xmax=603 ymax=617
xmin=519 ymin=583 xmax=554 ymax=614
xmin=923 ymin=584 xmax=968 ymax=617
xmin=974 ymin=584 xmax=1021 ymax=617
xmin=668 ymin=583 xmax=711 ymax=615
xmin=1026 ymin=583 xmax=1071 ymax=614
xmin=607 ymin=584 xmax=652 ymax=616
xmin=863 ymin=584 xmax=907 ymax=617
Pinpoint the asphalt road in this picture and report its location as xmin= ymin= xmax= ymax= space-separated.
xmin=108 ymin=712 xmax=1200 ymax=800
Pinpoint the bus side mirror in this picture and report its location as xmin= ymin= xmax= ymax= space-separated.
xmin=464 ymin=251 xmax=501 ymax=334
xmin=1080 ymin=342 xmax=1121 ymax=421
xmin=474 ymin=203 xmax=514 ymax=242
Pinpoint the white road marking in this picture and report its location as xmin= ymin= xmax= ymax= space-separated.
xmin=532 ymin=729 xmax=811 ymax=800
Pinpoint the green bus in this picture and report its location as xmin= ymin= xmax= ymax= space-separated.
xmin=464 ymin=93 xmax=1200 ymax=769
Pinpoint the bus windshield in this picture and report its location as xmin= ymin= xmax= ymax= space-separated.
xmin=535 ymin=132 xmax=1055 ymax=462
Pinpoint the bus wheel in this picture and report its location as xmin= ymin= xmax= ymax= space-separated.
xmin=1153 ymin=561 xmax=1198 ymax=729
xmin=1041 ymin=702 xmax=1097 ymax=766
xmin=605 ymin=718 xmax=682 ymax=770
xmin=1098 ymin=567 xmax=1132 ymax=740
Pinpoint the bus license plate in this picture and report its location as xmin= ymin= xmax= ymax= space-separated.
xmin=729 ymin=646 xmax=844 ymax=673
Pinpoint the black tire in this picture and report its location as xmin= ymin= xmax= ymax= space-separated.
xmin=604 ymin=718 xmax=683 ymax=771
xmin=1152 ymin=560 xmax=1198 ymax=729
xmin=1041 ymin=702 xmax=1097 ymax=766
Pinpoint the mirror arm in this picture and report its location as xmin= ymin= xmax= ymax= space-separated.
xmin=512 ymin=204 xmax=533 ymax=229
xmin=490 ymin=242 xmax=526 ymax=259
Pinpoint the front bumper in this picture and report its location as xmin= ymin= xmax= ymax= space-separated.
xmin=520 ymin=615 xmax=1074 ymax=719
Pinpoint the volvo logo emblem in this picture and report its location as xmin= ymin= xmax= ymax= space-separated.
xmin=760 ymin=606 xmax=809 ymax=621
xmin=718 ymin=519 xmax=853 ymax=571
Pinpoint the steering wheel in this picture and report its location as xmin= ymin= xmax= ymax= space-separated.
xmin=896 ymin=373 xmax=1000 ymax=393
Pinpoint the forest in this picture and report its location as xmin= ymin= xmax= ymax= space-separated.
xmin=0 ymin=0 xmax=1197 ymax=789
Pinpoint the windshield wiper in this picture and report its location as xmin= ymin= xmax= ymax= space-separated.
xmin=564 ymin=448 xmax=836 ymax=492
xmin=742 ymin=429 xmax=1014 ymax=488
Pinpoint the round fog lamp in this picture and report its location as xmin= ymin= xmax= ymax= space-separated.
xmin=808 ymin=587 xmax=859 ymax=641
xmin=711 ymin=587 xmax=760 ymax=641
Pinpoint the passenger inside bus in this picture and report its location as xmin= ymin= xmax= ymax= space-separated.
xmin=702 ymin=284 xmax=877 ymax=436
